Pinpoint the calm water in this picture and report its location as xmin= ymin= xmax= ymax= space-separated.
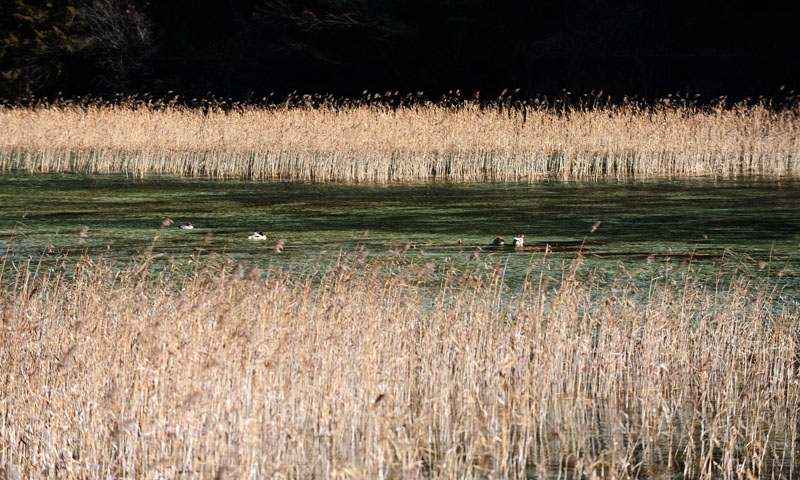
xmin=1 ymin=173 xmax=798 ymax=296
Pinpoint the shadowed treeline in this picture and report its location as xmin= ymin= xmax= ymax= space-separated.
xmin=1 ymin=0 xmax=798 ymax=102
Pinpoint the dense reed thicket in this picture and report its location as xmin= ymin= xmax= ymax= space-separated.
xmin=1 ymin=99 xmax=798 ymax=182
xmin=1 ymin=251 xmax=798 ymax=478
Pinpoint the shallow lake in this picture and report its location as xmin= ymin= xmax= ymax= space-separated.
xmin=1 ymin=173 xmax=798 ymax=297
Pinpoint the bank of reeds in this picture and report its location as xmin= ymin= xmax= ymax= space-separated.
xmin=1 ymin=98 xmax=798 ymax=182
xmin=1 ymin=251 xmax=798 ymax=478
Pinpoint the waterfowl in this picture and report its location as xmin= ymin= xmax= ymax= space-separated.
xmin=178 ymin=222 xmax=194 ymax=230
xmin=512 ymin=234 xmax=526 ymax=247
xmin=492 ymin=236 xmax=505 ymax=246
xmin=248 ymin=232 xmax=267 ymax=240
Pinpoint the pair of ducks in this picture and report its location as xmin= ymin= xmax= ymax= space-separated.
xmin=178 ymin=222 xmax=266 ymax=241
xmin=493 ymin=234 xmax=526 ymax=247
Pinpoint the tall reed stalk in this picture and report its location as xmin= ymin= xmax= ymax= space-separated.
xmin=1 ymin=99 xmax=797 ymax=182
xmin=1 ymin=252 xmax=797 ymax=478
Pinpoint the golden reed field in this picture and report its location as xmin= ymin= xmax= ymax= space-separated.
xmin=2 ymin=98 xmax=799 ymax=478
xmin=0 ymin=98 xmax=798 ymax=182
xmin=1 ymin=250 xmax=798 ymax=479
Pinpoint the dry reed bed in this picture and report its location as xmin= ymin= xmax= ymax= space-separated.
xmin=0 ymin=101 xmax=798 ymax=182
xmin=1 ymin=253 xmax=798 ymax=479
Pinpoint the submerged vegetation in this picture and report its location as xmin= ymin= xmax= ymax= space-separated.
xmin=1 ymin=249 xmax=798 ymax=478
xmin=1 ymin=97 xmax=798 ymax=182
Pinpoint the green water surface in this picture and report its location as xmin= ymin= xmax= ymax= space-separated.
xmin=1 ymin=173 xmax=798 ymax=296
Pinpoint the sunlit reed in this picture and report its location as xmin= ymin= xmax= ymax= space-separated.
xmin=1 ymin=99 xmax=797 ymax=182
xmin=1 ymin=251 xmax=797 ymax=478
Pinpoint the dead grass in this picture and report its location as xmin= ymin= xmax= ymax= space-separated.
xmin=1 ymin=250 xmax=798 ymax=478
xmin=1 ymin=99 xmax=797 ymax=182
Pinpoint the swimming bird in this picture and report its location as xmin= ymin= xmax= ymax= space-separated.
xmin=248 ymin=232 xmax=267 ymax=240
xmin=492 ymin=236 xmax=505 ymax=246
xmin=178 ymin=222 xmax=194 ymax=230
xmin=512 ymin=234 xmax=526 ymax=247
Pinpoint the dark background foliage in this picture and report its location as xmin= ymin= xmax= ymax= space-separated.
xmin=1 ymin=0 xmax=798 ymax=103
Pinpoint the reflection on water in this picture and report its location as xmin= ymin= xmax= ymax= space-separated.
xmin=1 ymin=173 xmax=798 ymax=295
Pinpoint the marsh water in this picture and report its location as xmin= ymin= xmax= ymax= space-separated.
xmin=1 ymin=173 xmax=800 ymax=478
xmin=1 ymin=173 xmax=799 ymax=298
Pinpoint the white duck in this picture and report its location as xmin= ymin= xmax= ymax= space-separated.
xmin=248 ymin=232 xmax=267 ymax=240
